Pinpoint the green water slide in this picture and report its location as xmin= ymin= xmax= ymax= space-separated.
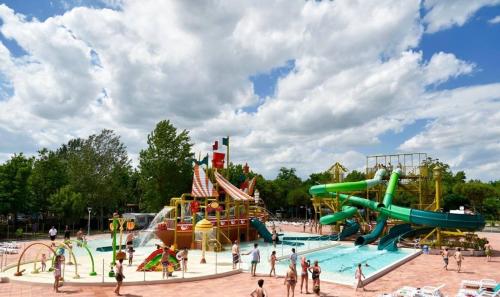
xmin=309 ymin=168 xmax=485 ymax=246
xmin=283 ymin=220 xmax=360 ymax=241
xmin=319 ymin=206 xmax=358 ymax=225
xmin=313 ymin=169 xmax=386 ymax=227
xmin=249 ymin=218 xmax=303 ymax=246
xmin=378 ymin=224 xmax=434 ymax=251
xmin=355 ymin=168 xmax=401 ymax=245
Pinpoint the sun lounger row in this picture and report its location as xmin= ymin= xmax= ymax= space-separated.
xmin=0 ymin=242 xmax=21 ymax=254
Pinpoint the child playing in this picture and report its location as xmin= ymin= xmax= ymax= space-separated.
xmin=128 ymin=247 xmax=134 ymax=266
xmin=41 ymin=253 xmax=47 ymax=272
xmin=354 ymin=263 xmax=366 ymax=291
xmin=161 ymin=247 xmax=170 ymax=279
xmin=269 ymin=251 xmax=277 ymax=277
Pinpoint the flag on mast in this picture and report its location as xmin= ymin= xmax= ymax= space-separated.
xmin=212 ymin=140 xmax=218 ymax=151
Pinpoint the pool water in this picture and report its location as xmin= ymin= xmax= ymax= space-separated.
xmin=276 ymin=244 xmax=416 ymax=285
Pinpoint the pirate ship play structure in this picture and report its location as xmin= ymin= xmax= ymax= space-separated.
xmin=154 ymin=164 xmax=269 ymax=249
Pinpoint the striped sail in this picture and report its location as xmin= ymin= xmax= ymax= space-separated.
xmin=215 ymin=171 xmax=253 ymax=201
xmin=247 ymin=177 xmax=256 ymax=196
xmin=191 ymin=164 xmax=218 ymax=197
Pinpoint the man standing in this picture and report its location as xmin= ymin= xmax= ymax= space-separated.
xmin=64 ymin=225 xmax=70 ymax=241
xmin=49 ymin=226 xmax=57 ymax=247
xmin=454 ymin=248 xmax=464 ymax=272
xmin=246 ymin=243 xmax=260 ymax=276
xmin=290 ymin=248 xmax=298 ymax=266
xmin=440 ymin=248 xmax=449 ymax=270
xmin=232 ymin=241 xmax=240 ymax=269
xmin=272 ymin=229 xmax=278 ymax=248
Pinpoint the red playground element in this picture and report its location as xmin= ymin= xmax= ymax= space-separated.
xmin=137 ymin=248 xmax=179 ymax=271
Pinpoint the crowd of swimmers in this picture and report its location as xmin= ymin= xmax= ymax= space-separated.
xmin=245 ymin=242 xmax=368 ymax=297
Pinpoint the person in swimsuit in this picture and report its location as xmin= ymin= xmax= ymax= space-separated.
xmin=127 ymin=247 xmax=134 ymax=266
xmin=125 ymin=232 xmax=134 ymax=250
xmin=271 ymin=230 xmax=278 ymax=248
xmin=114 ymin=258 xmax=124 ymax=295
xmin=161 ymin=247 xmax=170 ymax=279
xmin=53 ymin=254 xmax=63 ymax=293
xmin=354 ymin=263 xmax=366 ymax=291
xmin=485 ymin=241 xmax=493 ymax=262
xmin=232 ymin=241 xmax=240 ymax=269
xmin=440 ymin=248 xmax=449 ymax=270
xmin=250 ymin=279 xmax=266 ymax=297
xmin=181 ymin=248 xmax=188 ymax=272
xmin=245 ymin=243 xmax=260 ymax=277
xmin=290 ymin=248 xmax=298 ymax=266
xmin=455 ymin=248 xmax=464 ymax=272
xmin=41 ymin=253 xmax=47 ymax=272
xmin=300 ymin=257 xmax=310 ymax=294
xmin=269 ymin=250 xmax=277 ymax=277
xmin=284 ymin=263 xmax=297 ymax=297
xmin=308 ymin=260 xmax=321 ymax=296
xmin=64 ymin=225 xmax=70 ymax=241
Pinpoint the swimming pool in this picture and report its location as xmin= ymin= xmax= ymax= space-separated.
xmin=275 ymin=244 xmax=419 ymax=285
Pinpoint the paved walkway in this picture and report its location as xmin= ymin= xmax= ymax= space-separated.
xmin=1 ymin=229 xmax=499 ymax=296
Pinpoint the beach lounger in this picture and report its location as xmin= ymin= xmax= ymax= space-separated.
xmin=420 ymin=284 xmax=446 ymax=296
xmin=478 ymin=291 xmax=499 ymax=297
xmin=394 ymin=284 xmax=445 ymax=297
xmin=461 ymin=280 xmax=497 ymax=290
xmin=457 ymin=283 xmax=500 ymax=297
xmin=394 ymin=286 xmax=418 ymax=297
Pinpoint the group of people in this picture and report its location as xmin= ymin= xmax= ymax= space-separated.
xmin=48 ymin=226 xmax=87 ymax=293
xmin=48 ymin=225 xmax=87 ymax=247
xmin=160 ymin=246 xmax=188 ymax=279
xmin=440 ymin=241 xmax=493 ymax=272
xmin=239 ymin=243 xmax=323 ymax=297
xmin=282 ymin=249 xmax=322 ymax=297
xmin=244 ymin=243 xmax=369 ymax=297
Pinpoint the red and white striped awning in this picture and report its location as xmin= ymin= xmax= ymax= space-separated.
xmin=247 ymin=177 xmax=256 ymax=196
xmin=191 ymin=164 xmax=218 ymax=197
xmin=215 ymin=171 xmax=253 ymax=201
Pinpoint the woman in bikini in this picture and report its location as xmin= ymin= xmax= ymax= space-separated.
xmin=300 ymin=257 xmax=310 ymax=294
xmin=284 ymin=263 xmax=297 ymax=297
xmin=308 ymin=260 xmax=321 ymax=296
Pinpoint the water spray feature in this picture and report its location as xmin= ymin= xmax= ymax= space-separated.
xmin=136 ymin=206 xmax=174 ymax=247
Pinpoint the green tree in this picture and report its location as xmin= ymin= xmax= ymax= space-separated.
xmin=304 ymin=171 xmax=333 ymax=189
xmin=443 ymin=193 xmax=469 ymax=211
xmin=453 ymin=182 xmax=496 ymax=211
xmin=139 ymin=120 xmax=194 ymax=212
xmin=49 ymin=185 xmax=85 ymax=225
xmin=224 ymin=163 xmax=247 ymax=188
xmin=344 ymin=170 xmax=366 ymax=182
xmin=61 ymin=130 xmax=131 ymax=229
xmin=30 ymin=148 xmax=68 ymax=215
xmin=482 ymin=197 xmax=500 ymax=220
xmin=0 ymin=154 xmax=34 ymax=227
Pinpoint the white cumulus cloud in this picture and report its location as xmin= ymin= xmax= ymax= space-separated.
xmin=0 ymin=0 xmax=499 ymax=180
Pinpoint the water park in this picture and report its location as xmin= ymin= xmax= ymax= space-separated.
xmin=1 ymin=152 xmax=498 ymax=297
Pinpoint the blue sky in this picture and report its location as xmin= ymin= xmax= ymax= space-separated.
xmin=0 ymin=1 xmax=500 ymax=180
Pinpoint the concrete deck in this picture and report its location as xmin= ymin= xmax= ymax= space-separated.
xmin=0 ymin=227 xmax=499 ymax=296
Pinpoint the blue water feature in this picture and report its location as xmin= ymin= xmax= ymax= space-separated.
xmin=276 ymin=244 xmax=416 ymax=285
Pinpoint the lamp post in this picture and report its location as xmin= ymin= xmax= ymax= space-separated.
xmin=87 ymin=207 xmax=92 ymax=237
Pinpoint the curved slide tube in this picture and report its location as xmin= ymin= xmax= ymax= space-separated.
xmin=378 ymin=225 xmax=434 ymax=251
xmin=283 ymin=220 xmax=360 ymax=241
xmin=249 ymin=218 xmax=304 ymax=246
xmin=355 ymin=168 xmax=401 ymax=245
xmin=310 ymin=168 xmax=485 ymax=246
xmin=310 ymin=169 xmax=386 ymax=196
xmin=319 ymin=206 xmax=358 ymax=225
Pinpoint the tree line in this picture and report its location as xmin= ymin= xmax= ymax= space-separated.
xmin=1 ymin=120 xmax=499 ymax=233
